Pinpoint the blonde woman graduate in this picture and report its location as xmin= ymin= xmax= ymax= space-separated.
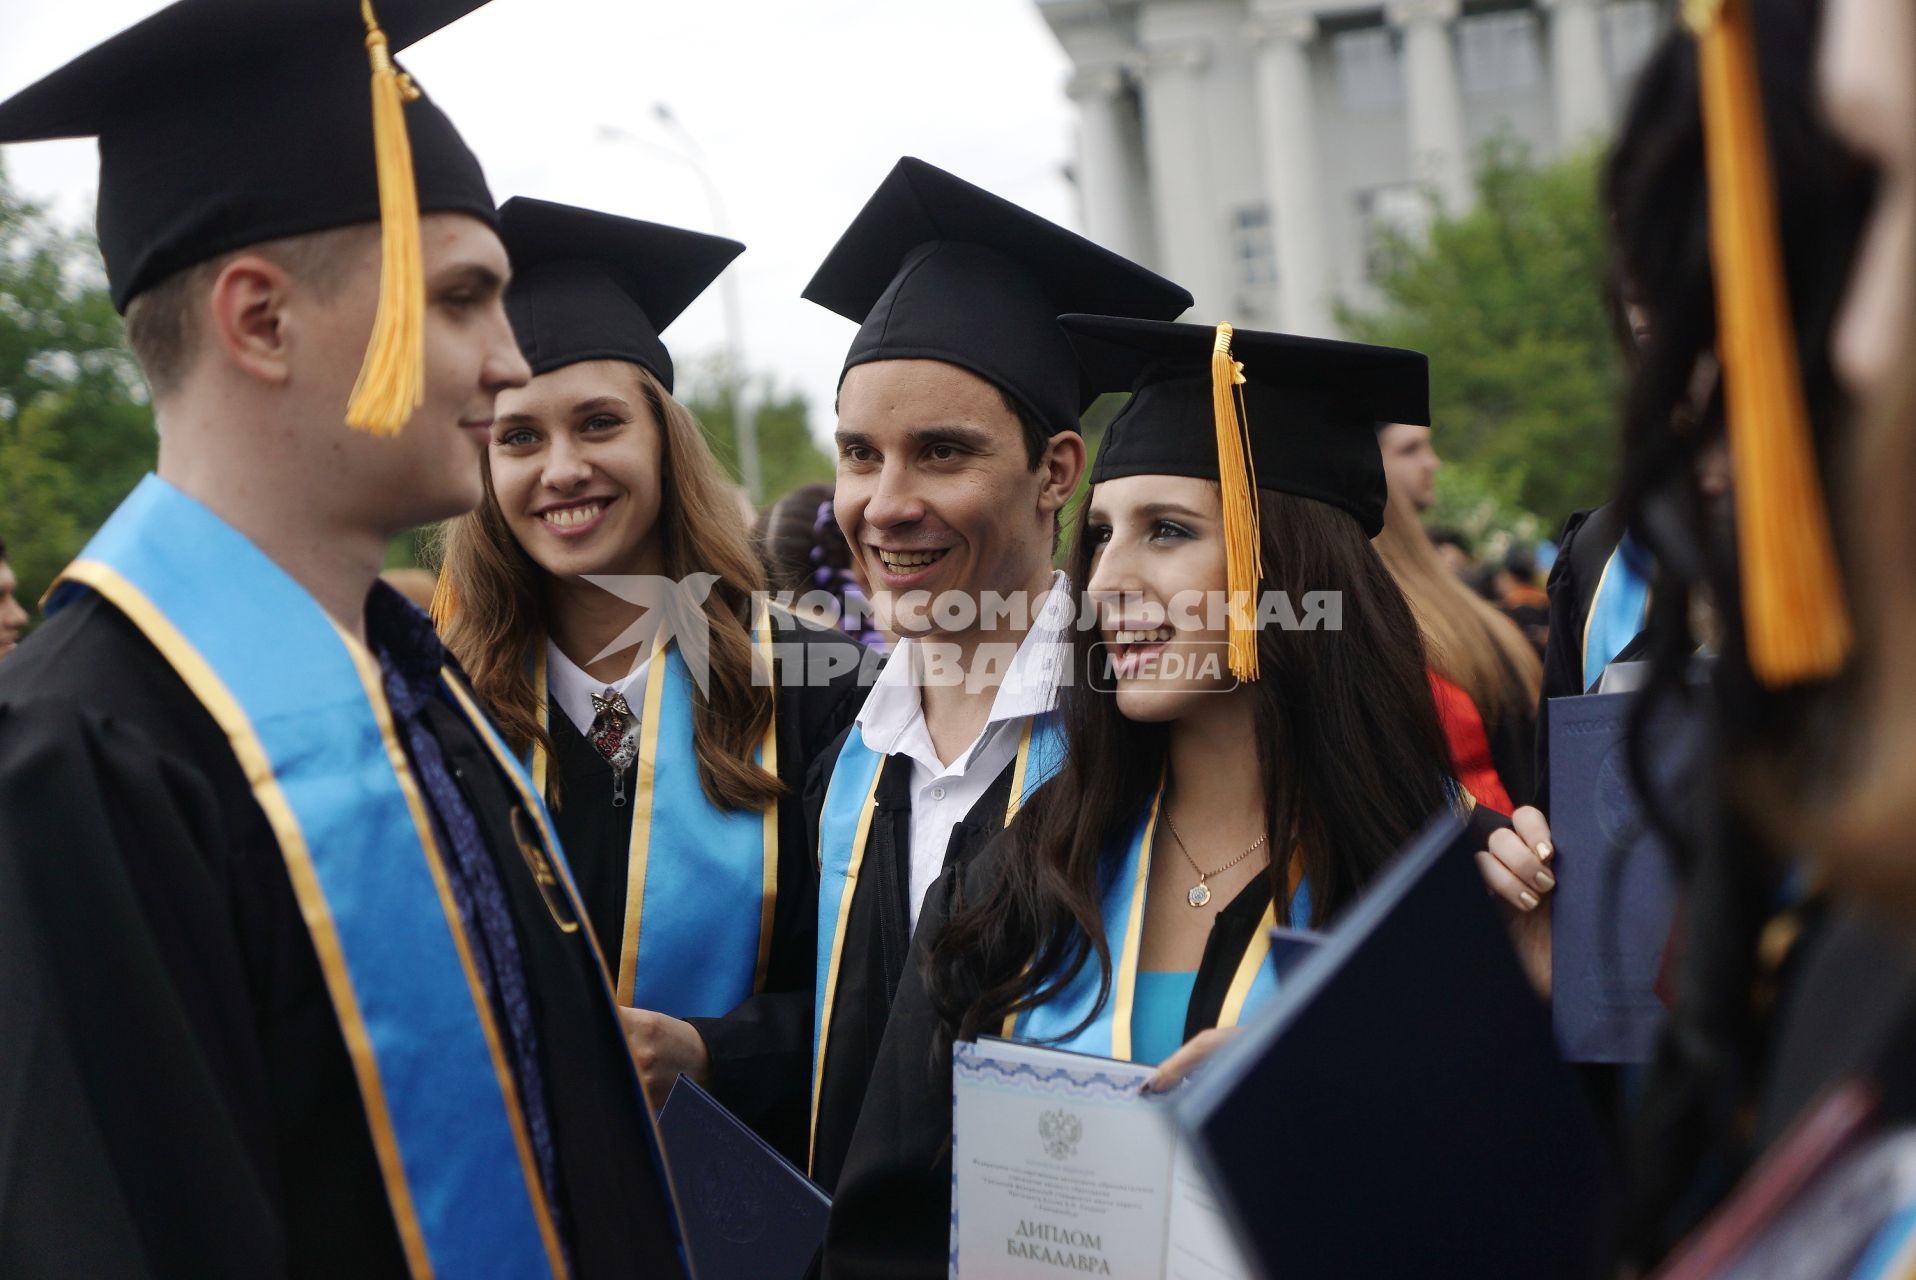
xmin=439 ymin=198 xmax=876 ymax=1160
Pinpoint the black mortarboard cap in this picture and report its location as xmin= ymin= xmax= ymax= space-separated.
xmin=0 ymin=0 xmax=500 ymax=314
xmin=498 ymin=197 xmax=743 ymax=393
xmin=801 ymin=158 xmax=1192 ymax=436
xmin=1065 ymin=316 xmax=1428 ymax=538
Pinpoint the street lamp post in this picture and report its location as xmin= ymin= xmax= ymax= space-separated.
xmin=598 ymin=110 xmax=763 ymax=504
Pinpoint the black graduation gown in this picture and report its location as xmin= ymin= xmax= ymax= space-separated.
xmin=544 ymin=611 xmax=873 ymax=1163
xmin=1755 ymin=902 xmax=1916 ymax=1146
xmin=801 ymin=726 xmax=1029 ymax=1192
xmin=1621 ymin=892 xmax=1916 ymax=1266
xmin=0 ymin=591 xmax=682 ymax=1279
xmin=819 ymin=803 xmax=1514 ymax=1280
xmin=1535 ymin=503 xmax=1652 ymax=815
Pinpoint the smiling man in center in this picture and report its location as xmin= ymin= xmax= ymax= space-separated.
xmin=797 ymin=158 xmax=1191 ymax=1190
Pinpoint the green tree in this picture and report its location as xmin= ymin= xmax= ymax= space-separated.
xmin=0 ymin=162 xmax=155 ymax=614
xmin=1342 ymin=139 xmax=1624 ymax=531
xmin=680 ymin=352 xmax=835 ymax=509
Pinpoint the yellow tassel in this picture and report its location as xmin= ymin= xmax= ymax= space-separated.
xmin=427 ymin=571 xmax=457 ymax=631
xmin=1211 ymin=324 xmax=1263 ymax=682
xmin=345 ymin=0 xmax=427 ymax=437
xmin=1687 ymin=0 xmax=1852 ymax=685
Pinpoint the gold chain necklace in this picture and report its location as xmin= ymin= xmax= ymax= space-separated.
xmin=1162 ymin=809 xmax=1269 ymax=908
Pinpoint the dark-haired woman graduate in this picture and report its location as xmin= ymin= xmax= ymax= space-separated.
xmin=816 ymin=318 xmax=1559 ymax=1279
xmin=438 ymin=198 xmax=876 ymax=1159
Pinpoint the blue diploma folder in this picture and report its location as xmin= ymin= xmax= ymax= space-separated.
xmin=656 ymin=1075 xmax=830 ymax=1280
xmin=1176 ymin=812 xmax=1614 ymax=1280
xmin=1547 ymin=690 xmax=1690 ymax=1063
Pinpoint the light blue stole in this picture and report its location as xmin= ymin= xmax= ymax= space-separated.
xmin=48 ymin=475 xmax=594 ymax=1279
xmin=810 ymin=711 xmax=1065 ymax=1167
xmin=531 ymin=616 xmax=778 ymax=1017
xmin=1013 ymin=781 xmax=1310 ymax=1059
xmin=1582 ymin=533 xmax=1653 ymax=691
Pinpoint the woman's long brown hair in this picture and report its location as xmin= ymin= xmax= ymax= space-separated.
xmin=1370 ymin=486 xmax=1541 ymax=723
xmin=435 ymin=360 xmax=781 ymax=813
xmin=926 ymin=487 xmax=1459 ymax=1048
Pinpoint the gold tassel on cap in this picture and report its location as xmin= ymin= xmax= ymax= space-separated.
xmin=1686 ymin=0 xmax=1852 ymax=685
xmin=1211 ymin=324 xmax=1263 ymax=682
xmin=346 ymin=0 xmax=427 ymax=437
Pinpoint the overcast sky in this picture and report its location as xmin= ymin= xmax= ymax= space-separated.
xmin=0 ymin=0 xmax=1079 ymax=461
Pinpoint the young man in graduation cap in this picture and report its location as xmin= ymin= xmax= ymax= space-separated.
xmin=798 ymin=157 xmax=1193 ymax=1191
xmin=0 ymin=3 xmax=684 ymax=1276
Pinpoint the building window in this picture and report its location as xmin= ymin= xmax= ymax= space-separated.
xmin=1458 ymin=10 xmax=1541 ymax=96
xmin=1231 ymin=203 xmax=1277 ymax=293
xmin=1603 ymin=0 xmax=1661 ymax=85
xmin=1333 ymin=27 xmax=1402 ymax=112
xmin=1357 ymin=183 xmax=1432 ymax=281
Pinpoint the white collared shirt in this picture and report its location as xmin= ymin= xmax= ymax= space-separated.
xmin=546 ymin=638 xmax=652 ymax=739
xmin=854 ymin=571 xmax=1074 ymax=932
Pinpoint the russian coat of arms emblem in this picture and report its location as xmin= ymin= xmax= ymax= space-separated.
xmin=1038 ymin=1108 xmax=1083 ymax=1160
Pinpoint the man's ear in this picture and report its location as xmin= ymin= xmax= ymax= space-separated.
xmin=1036 ymin=430 xmax=1087 ymax=517
xmin=207 ymin=254 xmax=295 ymax=386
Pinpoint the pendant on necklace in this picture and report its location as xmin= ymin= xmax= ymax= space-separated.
xmin=1188 ymin=881 xmax=1212 ymax=908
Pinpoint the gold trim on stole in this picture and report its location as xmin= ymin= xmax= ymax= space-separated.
xmin=1108 ymin=787 xmax=1161 ymax=1062
xmin=331 ymin=631 xmax=571 ymax=1280
xmin=808 ymin=764 xmax=882 ymax=1174
xmin=537 ymin=611 xmax=781 ymax=1008
xmin=618 ymin=626 xmax=675 ymax=1006
xmin=1217 ymin=904 xmax=1279 ymax=1028
xmin=529 ymin=644 xmax=548 ymax=797
xmin=999 ymin=785 xmax=1283 ymax=1053
xmin=57 ymin=561 xmax=436 ymax=1280
xmin=442 ymin=668 xmax=694 ymax=1255
xmin=810 ymin=715 xmax=1047 ymax=1166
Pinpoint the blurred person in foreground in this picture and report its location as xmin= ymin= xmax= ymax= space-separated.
xmin=1817 ymin=0 xmax=1916 ymax=908
xmin=1672 ymin=4 xmax=1916 ymax=1266
xmin=1589 ymin=0 xmax=1877 ymax=1264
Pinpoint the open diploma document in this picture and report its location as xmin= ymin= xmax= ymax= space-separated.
xmin=951 ymin=1037 xmax=1250 ymax=1279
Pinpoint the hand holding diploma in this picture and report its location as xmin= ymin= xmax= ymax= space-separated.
xmin=1473 ymin=805 xmax=1556 ymax=998
xmin=618 ymin=1007 xmax=713 ymax=1110
xmin=1146 ymin=1027 xmax=1242 ymax=1093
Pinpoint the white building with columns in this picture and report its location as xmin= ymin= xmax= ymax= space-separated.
xmin=1040 ymin=0 xmax=1668 ymax=336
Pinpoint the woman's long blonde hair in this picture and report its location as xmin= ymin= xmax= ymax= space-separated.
xmin=1370 ymin=487 xmax=1541 ymax=722
xmin=436 ymin=360 xmax=780 ymax=813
